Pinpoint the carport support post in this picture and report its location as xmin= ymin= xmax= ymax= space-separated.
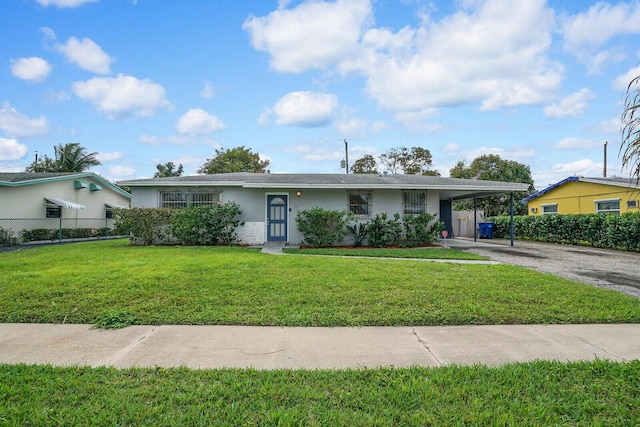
xmin=58 ymin=217 xmax=62 ymax=243
xmin=473 ymin=197 xmax=477 ymax=242
xmin=510 ymin=192 xmax=515 ymax=247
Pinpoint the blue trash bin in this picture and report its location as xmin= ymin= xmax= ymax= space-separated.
xmin=478 ymin=222 xmax=494 ymax=239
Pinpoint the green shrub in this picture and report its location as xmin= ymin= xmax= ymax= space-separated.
xmin=295 ymin=208 xmax=351 ymax=248
xmin=490 ymin=212 xmax=640 ymax=251
xmin=113 ymin=207 xmax=174 ymax=245
xmin=171 ymin=202 xmax=243 ymax=246
xmin=403 ymin=213 xmax=445 ymax=246
xmin=0 ymin=226 xmax=16 ymax=245
xmin=365 ymin=213 xmax=392 ymax=247
xmin=21 ymin=228 xmax=56 ymax=242
xmin=346 ymin=221 xmax=367 ymax=247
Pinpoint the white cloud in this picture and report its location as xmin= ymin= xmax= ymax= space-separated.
xmin=200 ymin=81 xmax=216 ymax=99
xmin=0 ymin=101 xmax=51 ymax=138
xmin=555 ymin=137 xmax=603 ymax=150
xmin=562 ymin=1 xmax=640 ymax=51
xmin=109 ymin=165 xmax=136 ymax=179
xmin=72 ymin=74 xmax=172 ymax=119
xmin=613 ymin=65 xmax=640 ymax=91
xmin=40 ymin=27 xmax=57 ymax=42
xmin=591 ymin=118 xmax=620 ymax=134
xmin=243 ymin=0 xmax=373 ymax=73
xmin=335 ymin=117 xmax=367 ymax=139
xmin=370 ymin=120 xmax=388 ymax=132
xmin=10 ymin=57 xmax=52 ymax=83
xmin=56 ymin=37 xmax=113 ymax=74
xmin=0 ymin=138 xmax=28 ymax=161
xmin=35 ymin=0 xmax=97 ymax=8
xmin=96 ymin=151 xmax=124 ymax=162
xmin=561 ymin=2 xmax=640 ymax=71
xmin=271 ymin=91 xmax=338 ymax=127
xmin=543 ymin=88 xmax=595 ymax=119
xmin=176 ymin=109 xmax=225 ymax=135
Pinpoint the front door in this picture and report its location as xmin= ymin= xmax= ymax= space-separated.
xmin=267 ymin=195 xmax=288 ymax=242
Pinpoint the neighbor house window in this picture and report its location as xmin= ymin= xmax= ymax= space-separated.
xmin=160 ymin=191 xmax=221 ymax=209
xmin=403 ymin=190 xmax=427 ymax=215
xmin=105 ymin=208 xmax=113 ymax=219
xmin=541 ymin=204 xmax=558 ymax=215
xmin=595 ymin=199 xmax=620 ymax=215
xmin=348 ymin=191 xmax=371 ymax=217
xmin=46 ymin=205 xmax=61 ymax=218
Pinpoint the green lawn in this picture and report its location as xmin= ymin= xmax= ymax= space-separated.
xmin=2 ymin=360 xmax=639 ymax=425
xmin=2 ymin=239 xmax=640 ymax=425
xmin=1 ymin=239 xmax=639 ymax=326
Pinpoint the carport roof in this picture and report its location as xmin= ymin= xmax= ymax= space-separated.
xmin=118 ymin=172 xmax=530 ymax=201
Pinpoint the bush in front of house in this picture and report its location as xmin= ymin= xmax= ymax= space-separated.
xmin=114 ymin=204 xmax=243 ymax=246
xmin=489 ymin=212 xmax=640 ymax=251
xmin=367 ymin=212 xmax=444 ymax=247
xmin=295 ymin=207 xmax=352 ymax=248
xmin=113 ymin=207 xmax=174 ymax=245
xmin=20 ymin=227 xmax=115 ymax=242
xmin=171 ymin=202 xmax=243 ymax=245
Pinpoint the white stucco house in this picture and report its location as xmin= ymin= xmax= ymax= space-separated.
xmin=0 ymin=172 xmax=131 ymax=242
xmin=119 ymin=173 xmax=529 ymax=245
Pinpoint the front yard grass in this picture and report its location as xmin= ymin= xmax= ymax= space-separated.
xmin=2 ymin=360 xmax=639 ymax=425
xmin=1 ymin=239 xmax=639 ymax=326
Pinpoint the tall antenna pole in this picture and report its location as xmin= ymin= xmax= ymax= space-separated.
xmin=344 ymin=139 xmax=349 ymax=174
xmin=604 ymin=141 xmax=608 ymax=177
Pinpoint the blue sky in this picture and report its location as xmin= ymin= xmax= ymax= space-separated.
xmin=1 ymin=0 xmax=639 ymax=189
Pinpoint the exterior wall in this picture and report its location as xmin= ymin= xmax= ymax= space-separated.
xmin=527 ymin=181 xmax=640 ymax=215
xmin=0 ymin=177 xmax=129 ymax=219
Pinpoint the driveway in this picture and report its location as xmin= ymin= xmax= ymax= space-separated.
xmin=447 ymin=238 xmax=640 ymax=298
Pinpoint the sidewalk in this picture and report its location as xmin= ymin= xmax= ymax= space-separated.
xmin=1 ymin=323 xmax=638 ymax=370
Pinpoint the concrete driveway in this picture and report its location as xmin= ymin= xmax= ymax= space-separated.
xmin=447 ymin=238 xmax=640 ymax=299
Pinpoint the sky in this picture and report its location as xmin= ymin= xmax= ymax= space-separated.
xmin=1 ymin=0 xmax=639 ymax=189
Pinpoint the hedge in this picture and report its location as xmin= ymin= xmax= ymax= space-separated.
xmin=489 ymin=212 xmax=640 ymax=251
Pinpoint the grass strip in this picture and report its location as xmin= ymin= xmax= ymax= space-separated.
xmin=1 ymin=239 xmax=639 ymax=326
xmin=1 ymin=360 xmax=639 ymax=426
xmin=283 ymin=247 xmax=488 ymax=260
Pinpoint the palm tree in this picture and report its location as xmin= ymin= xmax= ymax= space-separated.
xmin=54 ymin=143 xmax=101 ymax=172
xmin=27 ymin=143 xmax=101 ymax=172
xmin=621 ymin=73 xmax=640 ymax=183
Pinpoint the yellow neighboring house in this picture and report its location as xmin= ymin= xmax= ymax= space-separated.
xmin=522 ymin=176 xmax=640 ymax=216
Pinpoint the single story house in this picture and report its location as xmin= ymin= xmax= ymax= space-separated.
xmin=119 ymin=173 xmax=529 ymax=245
xmin=522 ymin=176 xmax=640 ymax=216
xmin=0 ymin=172 xmax=131 ymax=242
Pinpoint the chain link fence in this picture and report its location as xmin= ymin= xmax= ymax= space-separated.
xmin=0 ymin=218 xmax=120 ymax=245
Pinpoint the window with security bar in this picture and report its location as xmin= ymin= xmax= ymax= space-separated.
xmin=402 ymin=190 xmax=427 ymax=215
xmin=348 ymin=191 xmax=371 ymax=217
xmin=160 ymin=191 xmax=220 ymax=209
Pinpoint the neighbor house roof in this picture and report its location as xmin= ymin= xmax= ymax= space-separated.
xmin=118 ymin=172 xmax=530 ymax=201
xmin=0 ymin=172 xmax=132 ymax=199
xmin=521 ymin=176 xmax=640 ymax=203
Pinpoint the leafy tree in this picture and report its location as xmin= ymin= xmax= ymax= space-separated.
xmin=379 ymin=146 xmax=440 ymax=176
xmin=621 ymin=72 xmax=640 ymax=183
xmin=350 ymin=154 xmax=379 ymax=174
xmin=449 ymin=154 xmax=535 ymax=216
xmin=154 ymin=162 xmax=184 ymax=178
xmin=26 ymin=143 xmax=101 ymax=173
xmin=197 ymin=146 xmax=269 ymax=174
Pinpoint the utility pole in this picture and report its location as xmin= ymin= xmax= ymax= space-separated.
xmin=344 ymin=139 xmax=349 ymax=174
xmin=604 ymin=141 xmax=608 ymax=177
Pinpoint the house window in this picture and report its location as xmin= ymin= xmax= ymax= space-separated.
xmin=106 ymin=208 xmax=113 ymax=219
xmin=46 ymin=205 xmax=61 ymax=218
xmin=403 ymin=190 xmax=427 ymax=215
xmin=160 ymin=191 xmax=220 ymax=209
xmin=348 ymin=191 xmax=371 ymax=217
xmin=541 ymin=204 xmax=558 ymax=215
xmin=595 ymin=199 xmax=620 ymax=215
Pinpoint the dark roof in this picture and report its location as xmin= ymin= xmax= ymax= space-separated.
xmin=521 ymin=176 xmax=640 ymax=203
xmin=118 ymin=172 xmax=530 ymax=200
xmin=0 ymin=172 xmax=81 ymax=183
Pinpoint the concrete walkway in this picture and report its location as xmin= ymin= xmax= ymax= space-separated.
xmin=1 ymin=323 xmax=639 ymax=370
